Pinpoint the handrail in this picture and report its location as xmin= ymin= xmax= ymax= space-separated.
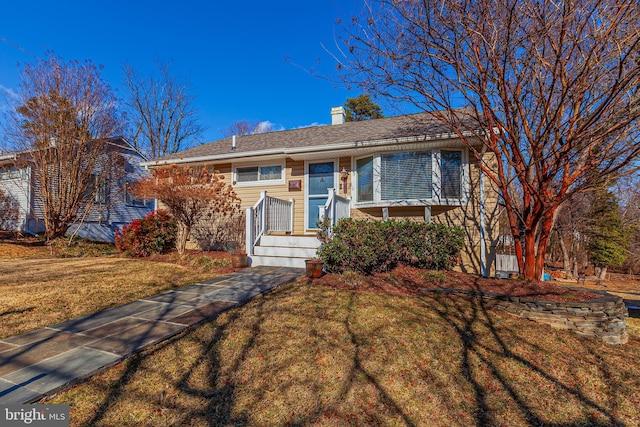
xmin=245 ymin=191 xmax=294 ymax=256
xmin=321 ymin=188 xmax=351 ymax=228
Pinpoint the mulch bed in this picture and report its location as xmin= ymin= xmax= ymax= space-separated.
xmin=311 ymin=265 xmax=598 ymax=303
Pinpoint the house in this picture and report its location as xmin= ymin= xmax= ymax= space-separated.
xmin=143 ymin=108 xmax=501 ymax=275
xmin=0 ymin=137 xmax=153 ymax=242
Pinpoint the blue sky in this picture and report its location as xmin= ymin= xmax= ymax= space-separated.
xmin=0 ymin=0 xmax=394 ymax=143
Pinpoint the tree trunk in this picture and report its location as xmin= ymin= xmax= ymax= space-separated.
xmin=523 ymin=232 xmax=537 ymax=279
xmin=599 ymin=266 xmax=608 ymax=280
xmin=558 ymin=232 xmax=572 ymax=277
xmin=176 ymin=224 xmax=191 ymax=255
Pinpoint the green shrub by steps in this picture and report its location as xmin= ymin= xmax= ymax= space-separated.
xmin=317 ymin=218 xmax=464 ymax=275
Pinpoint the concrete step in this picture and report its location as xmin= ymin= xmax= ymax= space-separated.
xmin=253 ymin=246 xmax=318 ymax=258
xmin=260 ymin=235 xmax=320 ymax=249
xmin=249 ymin=255 xmax=308 ymax=268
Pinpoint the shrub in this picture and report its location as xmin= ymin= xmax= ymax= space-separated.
xmin=115 ymin=210 xmax=177 ymax=257
xmin=317 ymin=218 xmax=464 ymax=275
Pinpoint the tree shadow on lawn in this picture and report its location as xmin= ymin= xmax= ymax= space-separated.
xmin=74 ymin=282 xmax=639 ymax=426
xmin=421 ymin=290 xmax=631 ymax=426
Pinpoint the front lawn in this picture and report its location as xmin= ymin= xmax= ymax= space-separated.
xmin=0 ymin=248 xmax=233 ymax=339
xmin=46 ymin=278 xmax=640 ymax=426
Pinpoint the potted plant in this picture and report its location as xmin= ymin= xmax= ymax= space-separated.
xmin=231 ymin=250 xmax=248 ymax=268
xmin=305 ymin=258 xmax=324 ymax=278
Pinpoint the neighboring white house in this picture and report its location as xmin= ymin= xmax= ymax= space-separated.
xmin=0 ymin=137 xmax=153 ymax=242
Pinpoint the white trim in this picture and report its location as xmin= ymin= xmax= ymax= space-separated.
xmin=432 ymin=150 xmax=442 ymax=203
xmin=232 ymin=161 xmax=285 ymax=188
xmin=304 ymin=159 xmax=338 ymax=233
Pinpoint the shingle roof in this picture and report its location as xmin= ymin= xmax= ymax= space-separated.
xmin=151 ymin=108 xmax=478 ymax=164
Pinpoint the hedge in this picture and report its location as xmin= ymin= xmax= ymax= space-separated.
xmin=316 ymin=218 xmax=464 ymax=275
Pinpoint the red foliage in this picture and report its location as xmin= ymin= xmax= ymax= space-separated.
xmin=115 ymin=210 xmax=177 ymax=257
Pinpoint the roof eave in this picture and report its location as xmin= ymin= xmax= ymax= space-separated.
xmin=140 ymin=130 xmax=478 ymax=168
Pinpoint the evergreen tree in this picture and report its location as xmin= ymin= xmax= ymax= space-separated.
xmin=586 ymin=190 xmax=631 ymax=279
xmin=344 ymin=94 xmax=384 ymax=122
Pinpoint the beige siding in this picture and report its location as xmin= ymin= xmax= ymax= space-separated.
xmin=432 ymin=151 xmax=500 ymax=276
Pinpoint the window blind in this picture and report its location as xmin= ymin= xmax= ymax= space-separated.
xmin=381 ymin=151 xmax=432 ymax=200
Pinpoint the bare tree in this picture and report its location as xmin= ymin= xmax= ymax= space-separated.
xmin=342 ymin=0 xmax=640 ymax=279
xmin=222 ymin=119 xmax=274 ymax=137
xmin=5 ymin=53 xmax=121 ymax=240
xmin=123 ymin=61 xmax=204 ymax=158
xmin=133 ymin=165 xmax=241 ymax=254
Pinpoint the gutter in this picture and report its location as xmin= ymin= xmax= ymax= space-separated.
xmin=0 ymin=153 xmax=17 ymax=163
xmin=479 ymin=147 xmax=488 ymax=277
xmin=140 ymin=130 xmax=480 ymax=168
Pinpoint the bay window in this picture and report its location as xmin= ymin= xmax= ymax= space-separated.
xmin=355 ymin=149 xmax=465 ymax=204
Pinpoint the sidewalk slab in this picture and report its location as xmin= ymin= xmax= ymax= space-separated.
xmin=81 ymin=317 xmax=151 ymax=339
xmin=0 ymin=378 xmax=43 ymax=405
xmin=168 ymin=301 xmax=236 ymax=326
xmin=2 ymin=328 xmax=61 ymax=346
xmin=84 ymin=321 xmax=187 ymax=356
xmin=170 ymin=283 xmax=227 ymax=295
xmin=0 ymin=342 xmax=18 ymax=353
xmin=49 ymin=300 xmax=160 ymax=333
xmin=3 ymin=347 xmax=121 ymax=395
xmin=0 ymin=333 xmax=97 ymax=377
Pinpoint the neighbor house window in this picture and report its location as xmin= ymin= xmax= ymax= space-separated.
xmin=441 ymin=150 xmax=462 ymax=199
xmin=95 ymin=176 xmax=106 ymax=204
xmin=125 ymin=182 xmax=152 ymax=208
xmin=0 ymin=166 xmax=25 ymax=180
xmin=235 ymin=165 xmax=283 ymax=184
xmin=380 ymin=151 xmax=432 ymax=201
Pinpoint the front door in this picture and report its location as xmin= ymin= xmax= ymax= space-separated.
xmin=306 ymin=161 xmax=335 ymax=231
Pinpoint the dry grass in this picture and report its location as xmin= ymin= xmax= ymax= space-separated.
xmin=0 ymin=254 xmax=222 ymax=339
xmin=46 ymin=281 xmax=640 ymax=426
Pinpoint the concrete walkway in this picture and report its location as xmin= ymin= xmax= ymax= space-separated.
xmin=0 ymin=266 xmax=304 ymax=405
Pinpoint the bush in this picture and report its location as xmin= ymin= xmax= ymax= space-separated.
xmin=115 ymin=210 xmax=177 ymax=257
xmin=317 ymin=218 xmax=464 ymax=275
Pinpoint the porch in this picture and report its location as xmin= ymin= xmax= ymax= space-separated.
xmin=245 ymin=189 xmax=350 ymax=268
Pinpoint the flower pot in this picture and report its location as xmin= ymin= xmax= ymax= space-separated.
xmin=305 ymin=259 xmax=324 ymax=278
xmin=231 ymin=252 xmax=248 ymax=268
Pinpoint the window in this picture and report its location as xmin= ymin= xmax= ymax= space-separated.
xmin=356 ymin=157 xmax=374 ymax=202
xmin=95 ymin=176 xmax=106 ymax=204
xmin=0 ymin=166 xmax=24 ymax=180
xmin=125 ymin=182 xmax=152 ymax=208
xmin=235 ymin=164 xmax=283 ymax=185
xmin=380 ymin=151 xmax=432 ymax=201
xmin=441 ymin=150 xmax=462 ymax=199
xmin=354 ymin=149 xmax=464 ymax=205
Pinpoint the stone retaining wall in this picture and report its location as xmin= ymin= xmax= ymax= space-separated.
xmin=422 ymin=288 xmax=629 ymax=344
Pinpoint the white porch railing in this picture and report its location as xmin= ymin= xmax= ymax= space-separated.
xmin=320 ymin=188 xmax=351 ymax=228
xmin=246 ymin=191 xmax=294 ymax=256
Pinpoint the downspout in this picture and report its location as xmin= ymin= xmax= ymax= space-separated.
xmin=479 ymin=148 xmax=488 ymax=277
